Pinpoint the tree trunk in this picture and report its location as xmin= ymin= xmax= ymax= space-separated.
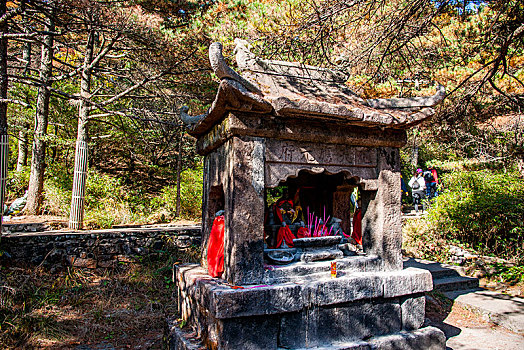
xmin=22 ymin=42 xmax=31 ymax=75
xmin=0 ymin=1 xmax=9 ymax=231
xmin=69 ymin=29 xmax=94 ymax=230
xmin=16 ymin=123 xmax=29 ymax=171
xmin=175 ymin=128 xmax=183 ymax=218
xmin=25 ymin=13 xmax=55 ymax=215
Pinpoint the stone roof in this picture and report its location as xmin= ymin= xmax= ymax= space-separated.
xmin=181 ymin=40 xmax=445 ymax=136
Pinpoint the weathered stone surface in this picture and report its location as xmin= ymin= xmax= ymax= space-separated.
xmin=196 ymin=113 xmax=408 ymax=156
xmin=168 ymin=323 xmax=445 ymax=350
xmin=298 ymin=247 xmax=343 ymax=262
xmin=293 ymin=236 xmax=342 ymax=248
xmin=176 ymin=265 xmax=433 ymax=320
xmin=2 ymin=226 xmax=201 ymax=268
xmin=218 ymin=315 xmax=280 ymax=350
xmin=382 ymin=268 xmax=433 ymax=298
xmin=226 ymin=136 xmax=266 ymax=285
xmin=166 ymin=317 xmax=207 ymax=350
xmin=368 ymin=326 xmax=446 ymax=350
xmin=361 ymin=163 xmax=403 ymax=271
xmin=280 ymin=299 xmax=402 ymax=348
xmin=401 ymin=295 xmax=426 ymax=331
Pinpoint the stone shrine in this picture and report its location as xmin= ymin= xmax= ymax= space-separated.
xmin=169 ymin=40 xmax=446 ymax=349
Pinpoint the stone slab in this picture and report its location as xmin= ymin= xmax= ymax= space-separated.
xmin=368 ymin=326 xmax=446 ymax=350
xmin=176 ymin=264 xmax=433 ymax=319
xmin=433 ymin=275 xmax=479 ymax=292
xmin=444 ymin=289 xmax=524 ymax=334
xmin=166 ymin=317 xmax=207 ymax=350
xmin=167 ymin=318 xmax=445 ymax=350
xmin=403 ymin=257 xmax=464 ymax=279
xmin=264 ymin=256 xmax=383 ymax=283
xmin=280 ymin=299 xmax=402 ymax=348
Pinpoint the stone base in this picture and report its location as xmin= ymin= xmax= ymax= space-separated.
xmin=173 ymin=264 xmax=445 ymax=349
xmin=167 ymin=318 xmax=446 ymax=350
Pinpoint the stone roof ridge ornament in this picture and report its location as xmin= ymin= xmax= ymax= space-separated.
xmin=179 ymin=41 xmax=267 ymax=129
xmin=179 ymin=105 xmax=206 ymax=128
xmin=363 ymin=83 xmax=446 ymax=109
xmin=209 ymin=42 xmax=263 ymax=95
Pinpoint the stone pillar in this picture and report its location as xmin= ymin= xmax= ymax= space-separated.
xmin=223 ymin=136 xmax=265 ymax=285
xmin=201 ymin=144 xmax=228 ymax=269
xmin=361 ymin=147 xmax=403 ymax=271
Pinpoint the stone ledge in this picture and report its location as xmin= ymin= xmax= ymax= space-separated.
xmin=176 ymin=264 xmax=433 ymax=319
xmin=167 ymin=317 xmax=445 ymax=350
xmin=265 ymin=256 xmax=383 ymax=283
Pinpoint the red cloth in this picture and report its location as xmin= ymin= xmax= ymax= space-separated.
xmin=207 ymin=215 xmax=225 ymax=278
xmin=297 ymin=227 xmax=310 ymax=238
xmin=352 ymin=208 xmax=362 ymax=245
xmin=276 ymin=225 xmax=295 ymax=248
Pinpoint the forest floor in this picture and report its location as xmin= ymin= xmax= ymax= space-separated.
xmin=0 ymin=256 xmax=180 ymax=349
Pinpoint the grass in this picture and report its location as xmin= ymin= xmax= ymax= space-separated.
xmin=0 ymin=246 xmax=200 ymax=349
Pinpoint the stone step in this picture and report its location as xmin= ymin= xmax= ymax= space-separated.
xmin=433 ymin=275 xmax=480 ymax=292
xmin=403 ymin=258 xmax=463 ymax=279
xmin=403 ymin=258 xmax=480 ymax=293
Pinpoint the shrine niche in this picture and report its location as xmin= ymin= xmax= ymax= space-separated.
xmin=169 ymin=40 xmax=447 ymax=350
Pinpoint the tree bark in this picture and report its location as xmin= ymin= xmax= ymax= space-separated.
xmin=69 ymin=29 xmax=94 ymax=230
xmin=16 ymin=123 xmax=29 ymax=171
xmin=25 ymin=12 xmax=55 ymax=215
xmin=0 ymin=0 xmax=9 ymax=231
xmin=22 ymin=42 xmax=31 ymax=75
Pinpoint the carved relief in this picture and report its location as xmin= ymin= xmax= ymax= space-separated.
xmin=264 ymin=139 xmax=378 ymax=187
xmin=266 ymin=139 xmax=377 ymax=168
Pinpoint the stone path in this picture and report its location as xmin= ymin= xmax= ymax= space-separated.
xmin=444 ymin=289 xmax=524 ymax=334
xmin=406 ymin=258 xmax=524 ymax=349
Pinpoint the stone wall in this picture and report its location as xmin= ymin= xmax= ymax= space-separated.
xmin=1 ymin=226 xmax=201 ymax=268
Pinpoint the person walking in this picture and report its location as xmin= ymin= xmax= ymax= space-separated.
xmin=408 ymin=169 xmax=426 ymax=213
xmin=423 ymin=166 xmax=439 ymax=199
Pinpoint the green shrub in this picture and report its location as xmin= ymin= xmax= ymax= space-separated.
xmin=42 ymin=166 xmax=137 ymax=228
xmin=83 ymin=171 xmax=136 ymax=229
xmin=402 ymin=218 xmax=451 ymax=262
xmin=42 ymin=163 xmax=73 ymax=216
xmin=425 ymin=170 xmax=524 ymax=263
xmin=5 ymin=167 xmax=30 ymax=201
xmin=152 ymin=167 xmax=203 ymax=221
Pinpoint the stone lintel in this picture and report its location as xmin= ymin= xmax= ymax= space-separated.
xmin=196 ymin=113 xmax=407 ymax=156
xmin=176 ymin=264 xmax=433 ymax=319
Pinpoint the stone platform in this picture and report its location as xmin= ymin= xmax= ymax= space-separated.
xmin=170 ymin=263 xmax=446 ymax=349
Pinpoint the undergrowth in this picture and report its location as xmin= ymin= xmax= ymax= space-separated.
xmin=403 ymin=169 xmax=523 ymax=289
xmin=0 ymin=246 xmax=200 ymax=349
xmin=6 ymin=163 xmax=204 ymax=229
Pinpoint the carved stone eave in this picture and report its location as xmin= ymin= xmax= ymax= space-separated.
xmin=364 ymin=84 xmax=446 ymax=109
